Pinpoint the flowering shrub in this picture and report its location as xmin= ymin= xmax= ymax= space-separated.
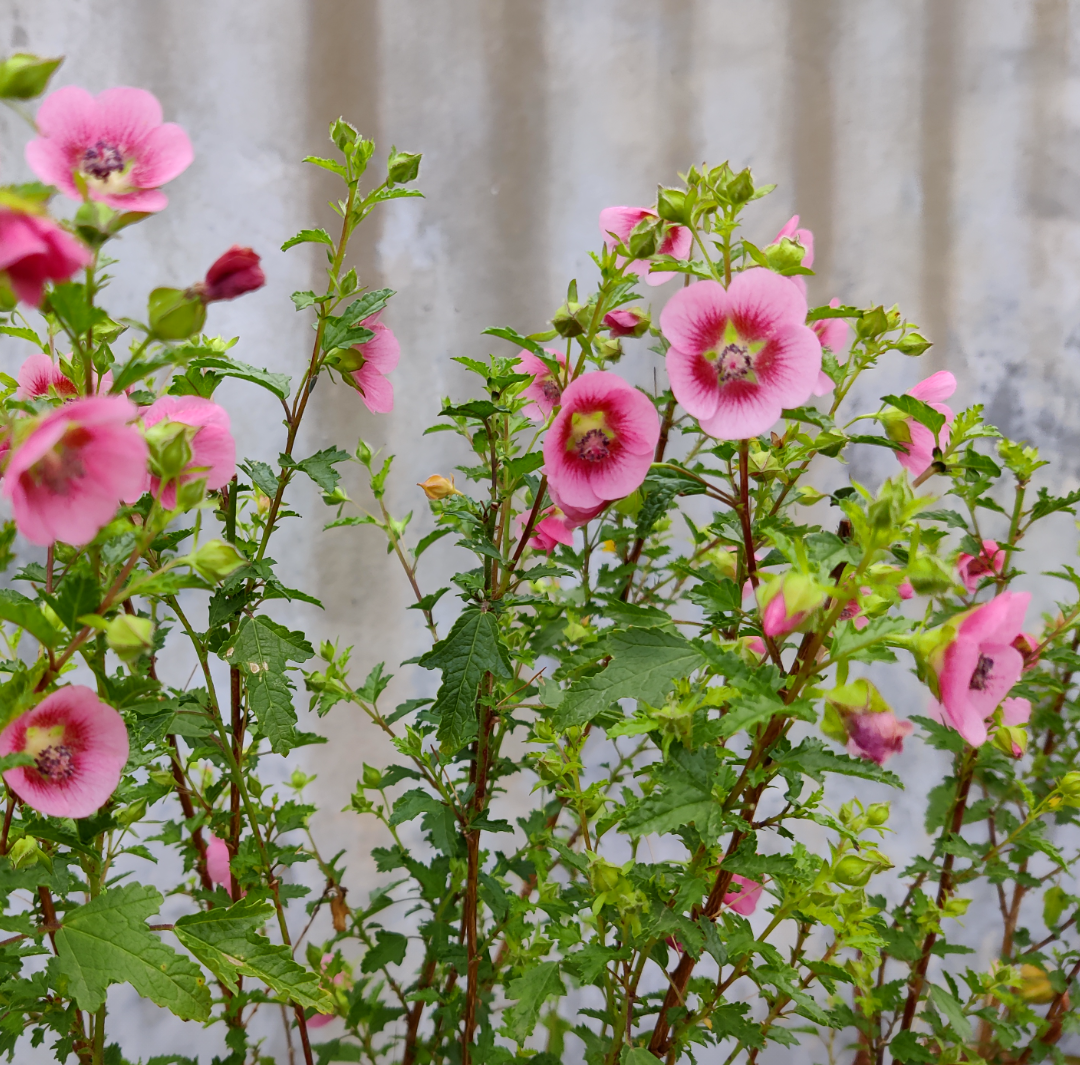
xmin=0 ymin=50 xmax=1079 ymax=1065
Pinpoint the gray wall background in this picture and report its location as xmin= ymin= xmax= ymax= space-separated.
xmin=2 ymin=1 xmax=1080 ymax=1061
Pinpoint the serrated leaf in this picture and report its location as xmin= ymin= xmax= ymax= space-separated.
xmin=281 ymin=227 xmax=334 ymax=252
xmin=222 ymin=616 xmax=314 ymax=754
xmin=418 ymin=608 xmax=511 ymax=753
xmin=239 ymin=459 xmax=279 ymax=498
xmin=55 ymin=883 xmax=210 ymax=1020
xmin=623 ymin=747 xmax=726 ymax=841
xmin=773 ymin=737 xmax=902 ymax=788
xmin=482 ymin=325 xmax=549 ymax=359
xmin=0 ymin=588 xmax=59 ymax=646
xmin=190 ymin=353 xmax=290 ymax=400
xmin=882 ymin=393 xmax=946 ymax=438
xmin=928 ymin=984 xmax=971 ymax=1041
xmin=283 ymin=447 xmax=351 ymax=493
xmin=360 ymin=930 xmax=407 ymax=973
xmin=503 ymin=960 xmax=564 ymax=1043
xmin=174 ymin=897 xmax=332 ymax=1012
xmin=555 ymin=629 xmax=705 ymax=729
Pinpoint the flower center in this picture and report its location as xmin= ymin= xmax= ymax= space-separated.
xmin=576 ymin=429 xmax=611 ymax=462
xmin=838 ymin=601 xmax=861 ymax=621
xmin=35 ymin=744 xmax=76 ymax=782
xmin=82 ymin=140 xmax=125 ymax=180
xmin=969 ymin=653 xmax=994 ymax=691
xmin=716 ymin=342 xmax=753 ymax=384
xmin=540 ymin=378 xmax=562 ymax=405
xmin=28 ymin=427 xmax=91 ymax=495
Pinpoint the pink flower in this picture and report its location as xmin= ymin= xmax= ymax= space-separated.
xmin=603 ymin=308 xmax=649 ymax=338
xmin=350 ymin=314 xmax=399 ymax=414
xmin=0 ymin=209 xmax=91 ymax=306
xmin=206 ymin=833 xmax=233 ymax=895
xmin=547 ymin=482 xmax=607 ymax=525
xmin=930 ymin=591 xmax=1031 ymax=746
xmin=598 ymin=206 xmax=692 ymax=286
xmin=543 ymin=371 xmax=659 ymax=509
xmin=1002 ymin=697 xmax=1032 ymax=727
xmin=200 ymin=246 xmax=265 ymax=302
xmin=516 ymin=348 xmax=567 ymax=421
xmin=898 ymin=579 xmax=915 ymax=600
xmin=892 ymin=371 xmax=956 ymax=478
xmin=808 ymin=299 xmax=849 ymax=397
xmin=308 ymin=953 xmax=346 ymax=1028
xmin=3 ymin=395 xmax=147 ymax=545
xmin=957 ymin=539 xmax=1005 ymax=593
xmin=660 ymin=271 xmax=821 ymax=440
xmin=141 ymin=395 xmax=235 ymax=509
xmin=0 ymin=686 xmax=129 ymax=818
xmin=846 ymin=710 xmax=913 ymax=765
xmin=722 ymin=874 xmax=763 ymax=916
xmin=26 ymin=86 xmax=193 ymax=213
xmin=772 ymin=215 xmax=814 ymax=267
xmin=514 ymin=506 xmax=576 ymax=553
xmin=742 ymin=635 xmax=767 ymax=659
xmin=15 ymin=354 xmax=77 ymax=400
xmin=1012 ymin=632 xmax=1042 ymax=671
xmin=758 ymin=573 xmax=825 ymax=638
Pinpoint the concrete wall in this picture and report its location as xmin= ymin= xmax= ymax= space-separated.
xmin=2 ymin=1 xmax=1080 ymax=1060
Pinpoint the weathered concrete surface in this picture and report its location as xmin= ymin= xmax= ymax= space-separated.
xmin=2 ymin=1 xmax=1080 ymax=1060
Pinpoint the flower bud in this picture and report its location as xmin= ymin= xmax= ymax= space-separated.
xmin=0 ymin=54 xmax=62 ymax=99
xmin=361 ymin=763 xmax=383 ymax=788
xmin=199 ymin=246 xmax=265 ymax=303
xmin=866 ymin=802 xmax=890 ymax=826
xmin=387 ymin=147 xmax=422 ymax=186
xmin=417 ymin=474 xmax=459 ymax=500
xmin=117 ymin=798 xmax=148 ymax=825
xmin=603 ymin=307 xmax=650 ymax=339
xmin=764 ymin=237 xmax=806 ymax=275
xmin=145 ymin=420 xmax=195 ymax=482
xmin=656 ymin=187 xmax=689 ymax=224
xmin=106 ymin=614 xmax=154 ymax=664
xmin=148 ymin=286 xmax=207 ymax=341
xmin=834 ymin=854 xmax=876 ymax=887
xmin=319 ymin=640 xmax=336 ymax=661
xmin=703 ymin=547 xmax=737 ymax=582
xmin=552 ymin=301 xmax=585 ymax=338
xmin=8 ymin=835 xmax=49 ymax=871
xmin=906 ymin=553 xmax=954 ymax=596
xmin=726 ymin=168 xmax=755 ymax=205
xmin=993 ymin=725 xmax=1028 ymax=759
xmin=593 ymin=335 xmax=623 ymax=361
xmin=1059 ymin=771 xmax=1080 ymax=806
xmin=190 ymin=540 xmax=246 ymax=583
xmin=1017 ymin=964 xmax=1055 ymax=1004
xmin=627 ymin=216 xmax=662 ymax=259
xmin=856 ymin=306 xmax=890 ymax=340
xmin=174 ymin=477 xmax=208 ymax=512
xmin=896 ymin=331 xmax=931 ymax=356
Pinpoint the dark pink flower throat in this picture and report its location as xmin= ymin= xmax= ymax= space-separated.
xmin=969 ymin=653 xmax=994 ymax=691
xmin=717 ymin=343 xmax=753 ymax=385
xmin=82 ymin=141 xmax=125 ymax=180
xmin=540 ymin=378 xmax=562 ymax=404
xmin=35 ymin=743 xmax=76 ymax=782
xmin=576 ymin=428 xmax=612 ymax=463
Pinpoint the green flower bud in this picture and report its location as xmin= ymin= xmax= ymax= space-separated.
xmin=8 ymin=835 xmax=49 ymax=871
xmin=866 ymin=802 xmax=890 ymax=826
xmin=386 ymin=146 xmax=421 ymax=186
xmin=834 ymin=854 xmax=876 ymax=886
xmin=656 ymin=187 xmax=689 ymax=225
xmin=190 ymin=540 xmax=246 ymax=583
xmin=106 ymin=614 xmax=154 ymax=664
xmin=703 ymin=547 xmax=737 ymax=582
xmin=0 ymin=54 xmax=62 ymax=100
xmin=906 ymin=553 xmax=955 ymax=596
xmin=856 ymin=306 xmax=890 ymax=340
xmin=726 ymin=168 xmax=755 ymax=205
xmin=552 ymin=301 xmax=585 ymax=338
xmin=174 ymin=477 xmax=207 ymax=512
xmin=764 ymin=237 xmax=807 ymax=275
xmin=361 ymin=763 xmax=382 ymax=788
xmin=148 ymin=287 xmax=207 ymax=341
xmin=896 ymin=331 xmax=931 ymax=356
xmin=627 ymin=216 xmax=662 ymax=259
xmin=1059 ymin=771 xmax=1080 ymax=806
xmin=593 ymin=335 xmax=623 ymax=362
xmin=145 ymin=419 xmax=195 ymax=481
xmin=117 ymin=798 xmax=147 ymax=825
xmin=326 ymin=346 xmax=366 ymax=373
xmin=992 ymin=725 xmax=1028 ymax=759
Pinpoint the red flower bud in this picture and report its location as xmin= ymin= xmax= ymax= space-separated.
xmin=200 ymin=246 xmax=265 ymax=302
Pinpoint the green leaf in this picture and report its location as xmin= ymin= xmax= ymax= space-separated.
xmin=282 ymin=447 xmax=351 ymax=493
xmin=174 ymin=897 xmax=332 ymax=1012
xmin=50 ymin=571 xmax=100 ymax=631
xmin=321 ymin=289 xmax=395 ymax=351
xmin=773 ymin=737 xmax=902 ymax=788
xmin=291 ymin=290 xmax=320 ymax=310
xmin=623 ymin=747 xmax=726 ymax=841
xmin=54 ymin=883 xmax=210 ymax=1020
xmin=418 ymin=609 xmax=511 ymax=753
xmin=482 ymin=325 xmax=550 ymax=359
xmin=623 ymin=1051 xmax=660 ymax=1065
xmin=222 ymin=616 xmax=314 ymax=754
xmin=881 ymin=394 xmax=946 ymax=438
xmin=239 ymin=459 xmax=279 ymax=498
xmin=0 ymin=588 xmax=59 ymax=646
xmin=281 ymin=228 xmax=334 ymax=252
xmin=928 ymin=984 xmax=972 ymax=1040
xmin=1031 ymin=486 xmax=1080 ymax=521
xmin=302 ymin=155 xmax=348 ymax=177
xmin=556 ymin=629 xmax=706 ymax=729
xmin=189 ymin=353 xmax=291 ymax=400
xmin=889 ymin=1031 xmax=936 ymax=1064
xmin=359 ymin=930 xmax=407 ymax=973
xmin=503 ymin=961 xmax=564 ymax=1043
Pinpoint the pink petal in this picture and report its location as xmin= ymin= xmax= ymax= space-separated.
xmin=810 ymin=370 xmax=834 ymax=397
xmin=659 ymin=280 xmax=729 ymax=355
xmin=92 ymin=86 xmax=164 ymax=144
xmin=24 ymin=137 xmax=78 ymax=197
xmin=598 ymin=206 xmax=652 ymax=247
xmin=726 ymin=268 xmax=809 ymax=338
xmin=908 ymin=371 xmax=957 ymax=405
xmin=99 ymin=188 xmax=169 ymax=213
xmin=129 ymin=122 xmax=194 ymax=187
xmin=665 ymin=347 xmax=722 ymax=420
xmin=357 ymin=318 xmax=400 ymax=373
xmin=352 ymin=364 xmax=394 ymax=414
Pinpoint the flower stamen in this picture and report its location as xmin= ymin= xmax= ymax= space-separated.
xmin=969 ymin=653 xmax=994 ymax=691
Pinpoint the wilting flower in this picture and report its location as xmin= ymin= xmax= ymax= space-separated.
xmin=0 ymin=208 xmax=91 ymax=306
xmin=141 ymin=395 xmax=236 ymax=509
xmin=3 ymin=395 xmax=147 ymax=545
xmin=757 ymin=572 xmax=826 ymax=638
xmin=0 ymin=686 xmax=129 ymax=818
xmin=543 ymin=371 xmax=659 ymax=509
xmin=723 ymin=874 xmax=763 ymax=916
xmin=957 ymin=539 xmax=1005 ymax=593
xmin=598 ymin=206 xmax=692 ymax=286
xmin=14 ymin=353 xmax=76 ymax=400
xmin=887 ymin=370 xmax=956 ymax=478
xmin=349 ymin=314 xmax=399 ymax=414
xmin=660 ymin=270 xmax=821 ymax=440
xmin=197 ymin=246 xmax=265 ymax=303
xmin=206 ymin=832 xmax=233 ymax=894
xmin=847 ymin=710 xmax=913 ymax=765
xmin=927 ymin=590 xmax=1031 ymax=746
xmin=603 ymin=307 xmax=650 ymax=338
xmin=516 ymin=348 xmax=567 ymax=421
xmin=26 ymin=86 xmax=193 ymax=212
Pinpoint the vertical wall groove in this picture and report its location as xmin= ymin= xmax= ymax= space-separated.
xmin=788 ymin=0 xmax=837 ymax=302
xmin=919 ymin=0 xmax=960 ymax=360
